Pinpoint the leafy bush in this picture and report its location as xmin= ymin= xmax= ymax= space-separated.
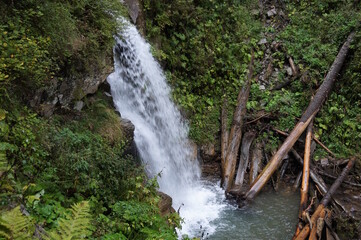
xmin=144 ymin=0 xmax=262 ymax=142
xmin=0 ymin=0 xmax=126 ymax=91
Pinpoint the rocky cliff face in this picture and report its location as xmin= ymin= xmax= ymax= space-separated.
xmin=124 ymin=0 xmax=146 ymax=35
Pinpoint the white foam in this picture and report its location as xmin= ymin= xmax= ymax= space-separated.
xmin=108 ymin=20 xmax=225 ymax=238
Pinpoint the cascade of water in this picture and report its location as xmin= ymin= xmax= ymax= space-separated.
xmin=107 ymin=22 xmax=225 ymax=237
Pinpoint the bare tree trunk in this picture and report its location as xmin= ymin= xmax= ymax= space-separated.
xmin=221 ymin=97 xmax=229 ymax=182
xmin=250 ymin=143 xmax=263 ymax=185
xmin=223 ymin=51 xmax=254 ymax=192
xmin=245 ymin=32 xmax=355 ymax=200
xmin=299 ymin=121 xmax=313 ymax=216
xmin=295 ymin=158 xmax=356 ymax=240
xmin=234 ymin=131 xmax=256 ymax=188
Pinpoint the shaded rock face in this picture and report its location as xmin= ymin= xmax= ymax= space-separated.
xmin=124 ymin=0 xmax=146 ymax=35
xmin=119 ymin=118 xmax=135 ymax=143
xmin=157 ymin=191 xmax=175 ymax=216
xmin=199 ymin=143 xmax=221 ymax=179
xmin=31 ymin=66 xmax=113 ymax=117
xmin=200 ymin=143 xmax=216 ymax=162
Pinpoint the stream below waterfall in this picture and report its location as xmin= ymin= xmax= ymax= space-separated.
xmin=108 ymin=21 xmax=300 ymax=239
xmin=202 ymin=182 xmax=300 ymax=240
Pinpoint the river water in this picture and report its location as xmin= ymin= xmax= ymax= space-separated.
xmin=108 ymin=21 xmax=299 ymax=239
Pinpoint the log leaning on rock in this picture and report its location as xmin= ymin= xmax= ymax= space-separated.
xmin=244 ymin=32 xmax=355 ymax=200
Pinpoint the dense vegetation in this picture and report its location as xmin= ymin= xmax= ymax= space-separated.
xmin=0 ymin=0 xmax=181 ymax=239
xmin=144 ymin=0 xmax=361 ymax=159
xmin=0 ymin=0 xmax=360 ymax=238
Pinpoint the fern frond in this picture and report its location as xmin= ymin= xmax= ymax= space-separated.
xmin=0 ymin=206 xmax=34 ymax=239
xmin=47 ymin=201 xmax=93 ymax=240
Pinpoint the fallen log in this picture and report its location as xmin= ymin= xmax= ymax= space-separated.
xmin=245 ymin=32 xmax=355 ymax=200
xmin=295 ymin=158 xmax=356 ymax=240
xmin=223 ymin=51 xmax=254 ymax=192
xmin=234 ymin=131 xmax=256 ymax=188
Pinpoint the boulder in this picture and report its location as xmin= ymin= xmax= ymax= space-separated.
xmin=73 ymin=101 xmax=84 ymax=111
xmin=124 ymin=0 xmax=140 ymax=24
xmin=267 ymin=8 xmax=277 ymax=17
xmin=200 ymin=143 xmax=216 ymax=162
xmin=188 ymin=140 xmax=199 ymax=161
xmin=124 ymin=0 xmax=146 ymax=35
xmin=157 ymin=191 xmax=175 ymax=216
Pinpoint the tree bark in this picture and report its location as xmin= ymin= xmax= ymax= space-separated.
xmin=223 ymin=51 xmax=254 ymax=192
xmin=234 ymin=131 xmax=256 ymax=187
xmin=295 ymin=158 xmax=356 ymax=240
xmin=250 ymin=143 xmax=263 ymax=185
xmin=221 ymin=97 xmax=229 ymax=181
xmin=245 ymin=32 xmax=355 ymax=200
xmin=299 ymin=121 xmax=313 ymax=217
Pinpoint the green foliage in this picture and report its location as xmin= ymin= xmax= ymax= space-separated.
xmin=46 ymin=201 xmax=93 ymax=240
xmin=0 ymin=0 xmax=126 ymax=92
xmin=0 ymin=21 xmax=52 ymax=90
xmin=278 ymin=0 xmax=361 ymax=158
xmin=0 ymin=206 xmax=34 ymax=239
xmin=96 ymin=175 xmax=179 ymax=240
xmin=281 ymin=0 xmax=360 ymax=82
xmin=144 ymin=0 xmax=262 ymax=143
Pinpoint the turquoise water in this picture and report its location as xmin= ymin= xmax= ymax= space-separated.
xmin=206 ymin=185 xmax=300 ymax=240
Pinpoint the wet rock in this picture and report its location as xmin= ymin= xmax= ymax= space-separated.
xmin=158 ymin=191 xmax=175 ymax=216
xmin=258 ymin=38 xmax=268 ymax=45
xmin=73 ymin=101 xmax=84 ymax=111
xmin=124 ymin=0 xmax=139 ymax=24
xmin=34 ymin=65 xmax=113 ymax=117
xmin=120 ymin=118 xmax=135 ymax=142
xmin=267 ymin=8 xmax=277 ymax=17
xmin=124 ymin=0 xmax=146 ymax=35
xmin=188 ymin=140 xmax=198 ymax=161
xmin=286 ymin=66 xmax=293 ymax=76
xmin=201 ymin=162 xmax=221 ymax=179
xmin=200 ymin=143 xmax=216 ymax=162
xmin=320 ymin=158 xmax=329 ymax=167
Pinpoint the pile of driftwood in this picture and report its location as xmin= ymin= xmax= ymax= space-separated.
xmin=220 ymin=32 xmax=358 ymax=239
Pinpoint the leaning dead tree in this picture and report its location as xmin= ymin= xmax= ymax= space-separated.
xmin=221 ymin=51 xmax=254 ymax=192
xmin=244 ymin=32 xmax=355 ymax=200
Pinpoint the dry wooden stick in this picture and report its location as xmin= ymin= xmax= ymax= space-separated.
xmin=313 ymin=136 xmax=336 ymax=157
xmin=293 ymin=122 xmax=313 ymax=238
xmin=317 ymin=170 xmax=361 ymax=187
xmin=299 ymin=121 xmax=313 ymax=216
xmin=295 ymin=158 xmax=356 ymax=240
xmin=272 ymin=127 xmax=335 ymax=156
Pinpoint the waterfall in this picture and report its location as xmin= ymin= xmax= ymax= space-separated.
xmin=107 ymin=22 xmax=225 ymax=237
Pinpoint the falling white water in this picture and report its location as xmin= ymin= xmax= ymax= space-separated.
xmin=107 ymin=21 xmax=225 ymax=237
